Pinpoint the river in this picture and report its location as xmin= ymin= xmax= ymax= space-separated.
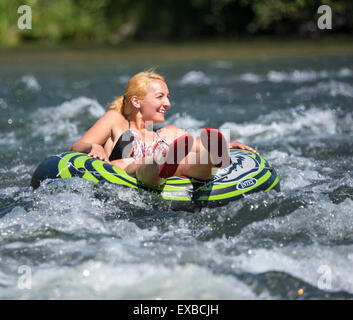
xmin=0 ymin=46 xmax=352 ymax=299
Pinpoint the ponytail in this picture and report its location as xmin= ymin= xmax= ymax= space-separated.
xmin=108 ymin=95 xmax=125 ymax=113
xmin=108 ymin=95 xmax=131 ymax=118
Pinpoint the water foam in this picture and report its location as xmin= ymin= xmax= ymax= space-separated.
xmin=20 ymin=75 xmax=41 ymax=91
xmin=180 ymin=71 xmax=211 ymax=86
xmin=294 ymin=80 xmax=353 ymax=98
xmin=230 ymin=198 xmax=353 ymax=293
xmin=239 ymin=68 xmax=353 ymax=84
xmin=240 ymin=73 xmax=262 ymax=83
xmin=220 ymin=107 xmax=337 ymax=143
xmin=267 ymin=70 xmax=327 ymax=83
xmin=30 ymin=97 xmax=105 ymax=142
xmin=264 ymin=149 xmax=326 ymax=191
xmin=0 ymin=192 xmax=272 ymax=299
xmin=0 ymin=132 xmax=17 ymax=145
xmin=7 ymin=261 xmax=268 ymax=299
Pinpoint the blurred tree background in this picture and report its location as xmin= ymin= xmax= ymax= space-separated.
xmin=0 ymin=0 xmax=352 ymax=47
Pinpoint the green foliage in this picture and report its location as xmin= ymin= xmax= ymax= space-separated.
xmin=244 ymin=0 xmax=353 ymax=34
xmin=0 ymin=0 xmax=352 ymax=47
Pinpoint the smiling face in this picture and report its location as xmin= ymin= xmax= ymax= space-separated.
xmin=137 ymin=79 xmax=171 ymax=123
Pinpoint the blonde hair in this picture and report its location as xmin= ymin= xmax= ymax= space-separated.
xmin=108 ymin=71 xmax=165 ymax=118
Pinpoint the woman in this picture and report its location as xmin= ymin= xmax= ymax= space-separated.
xmin=71 ymin=71 xmax=255 ymax=186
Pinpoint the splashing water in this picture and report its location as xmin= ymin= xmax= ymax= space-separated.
xmin=0 ymin=54 xmax=352 ymax=299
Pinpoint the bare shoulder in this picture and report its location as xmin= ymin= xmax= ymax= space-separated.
xmin=104 ymin=109 xmax=126 ymax=123
xmin=95 ymin=110 xmax=127 ymax=129
xmin=80 ymin=109 xmax=127 ymax=142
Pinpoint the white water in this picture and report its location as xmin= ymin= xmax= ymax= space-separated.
xmin=1 ymin=58 xmax=353 ymax=299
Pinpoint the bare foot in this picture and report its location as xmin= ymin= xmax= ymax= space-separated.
xmin=159 ymin=134 xmax=194 ymax=178
xmin=200 ymin=128 xmax=232 ymax=168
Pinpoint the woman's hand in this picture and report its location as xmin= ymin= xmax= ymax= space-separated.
xmin=88 ymin=143 xmax=111 ymax=163
xmin=228 ymin=140 xmax=257 ymax=153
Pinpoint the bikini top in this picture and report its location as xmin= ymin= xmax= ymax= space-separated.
xmin=109 ymin=121 xmax=169 ymax=162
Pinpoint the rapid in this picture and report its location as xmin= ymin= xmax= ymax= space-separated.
xmin=0 ymin=53 xmax=352 ymax=299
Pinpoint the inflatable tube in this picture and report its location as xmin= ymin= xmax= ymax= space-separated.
xmin=31 ymin=149 xmax=280 ymax=211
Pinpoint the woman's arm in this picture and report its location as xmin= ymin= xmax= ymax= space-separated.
xmin=71 ymin=110 xmax=125 ymax=162
xmin=228 ymin=140 xmax=257 ymax=153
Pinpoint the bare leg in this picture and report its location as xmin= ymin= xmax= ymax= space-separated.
xmin=159 ymin=134 xmax=194 ymax=178
xmin=136 ymin=129 xmax=232 ymax=185
xmin=135 ymin=157 xmax=166 ymax=187
xmin=200 ymin=128 xmax=231 ymax=168
xmin=136 ymin=134 xmax=194 ymax=186
xmin=174 ymin=143 xmax=214 ymax=180
xmin=175 ymin=128 xmax=232 ymax=180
